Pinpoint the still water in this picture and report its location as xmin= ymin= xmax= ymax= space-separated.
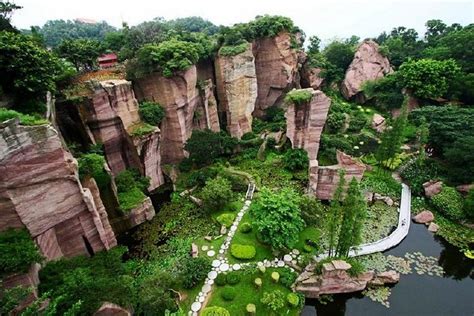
xmin=302 ymin=224 xmax=474 ymax=316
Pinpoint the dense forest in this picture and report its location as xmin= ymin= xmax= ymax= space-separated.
xmin=1 ymin=1 xmax=473 ymax=315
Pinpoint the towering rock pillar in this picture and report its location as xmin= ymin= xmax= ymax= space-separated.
xmin=215 ymin=43 xmax=257 ymax=139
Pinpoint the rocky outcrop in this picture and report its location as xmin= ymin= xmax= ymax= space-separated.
xmin=253 ymin=32 xmax=300 ymax=116
xmin=215 ymin=43 xmax=257 ymax=138
xmin=295 ymin=260 xmax=399 ymax=298
xmin=1 ymin=263 xmax=41 ymax=311
xmin=311 ymin=151 xmax=366 ymax=200
xmin=194 ymin=79 xmax=220 ymax=132
xmin=286 ymin=88 xmax=331 ymax=161
xmin=94 ymin=302 xmax=131 ymax=316
xmin=134 ymin=66 xmax=219 ymax=163
xmin=301 ymin=65 xmax=325 ymax=90
xmin=0 ymin=119 xmax=116 ymax=260
xmin=341 ymin=40 xmax=392 ymax=102
xmin=423 ymin=180 xmax=443 ymax=198
xmin=371 ymin=113 xmax=386 ymax=133
xmin=413 ymin=210 xmax=435 ymax=224
xmin=132 ymin=127 xmax=164 ymax=191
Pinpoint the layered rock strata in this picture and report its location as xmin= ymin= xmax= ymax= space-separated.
xmin=215 ymin=43 xmax=257 ymax=138
xmin=0 ymin=119 xmax=117 ymax=260
xmin=341 ymin=40 xmax=392 ymax=102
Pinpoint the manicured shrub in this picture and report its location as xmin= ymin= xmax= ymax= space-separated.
xmin=246 ymin=303 xmax=256 ymax=315
xmin=254 ymin=277 xmax=262 ymax=288
xmin=180 ymin=256 xmax=211 ymax=289
xmin=283 ymin=148 xmax=309 ymax=171
xmin=0 ymin=229 xmax=43 ymax=277
xmin=287 ymin=293 xmax=299 ymax=307
xmin=431 ymin=186 xmax=464 ymax=221
xmin=226 ymin=271 xmax=241 ymax=285
xmin=221 ymin=286 xmax=236 ymax=301
xmin=239 ymin=222 xmax=252 ymax=233
xmin=258 ymin=266 xmax=266 ymax=274
xmin=138 ymin=101 xmax=165 ymax=126
xmin=230 ymin=244 xmax=256 ymax=260
xmin=271 ymin=271 xmax=280 ymax=283
xmin=216 ymin=213 xmax=235 ymax=228
xmin=284 ymin=89 xmax=312 ymax=105
xmin=215 ymin=273 xmax=227 ymax=286
xmin=201 ymin=306 xmax=230 ymax=316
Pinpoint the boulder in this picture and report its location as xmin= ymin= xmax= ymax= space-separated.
xmin=369 ymin=271 xmax=400 ymax=285
xmin=341 ymin=40 xmax=392 ymax=101
xmin=371 ymin=113 xmax=386 ymax=132
xmin=0 ymin=119 xmax=116 ymax=260
xmin=428 ymin=222 xmax=440 ymax=233
xmin=413 ymin=210 xmax=435 ymax=224
xmin=301 ymin=65 xmax=325 ymax=90
xmin=94 ymin=302 xmax=131 ymax=316
xmin=215 ymin=43 xmax=257 ymax=139
xmin=456 ymin=184 xmax=474 ymax=195
xmin=253 ymin=32 xmax=300 ymax=116
xmin=423 ymin=180 xmax=443 ymax=198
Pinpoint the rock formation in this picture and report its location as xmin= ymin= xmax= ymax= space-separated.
xmin=423 ymin=180 xmax=443 ymax=198
xmin=134 ymin=66 xmax=220 ymax=163
xmin=194 ymin=79 xmax=220 ymax=132
xmin=412 ymin=210 xmax=435 ymax=224
xmin=253 ymin=32 xmax=300 ymax=116
xmin=301 ymin=65 xmax=325 ymax=90
xmin=295 ymin=260 xmax=399 ymax=298
xmin=0 ymin=119 xmax=117 ymax=260
xmin=311 ymin=151 xmax=366 ymax=200
xmin=215 ymin=43 xmax=257 ymax=138
xmin=341 ymin=40 xmax=392 ymax=102
xmin=286 ymin=88 xmax=331 ymax=161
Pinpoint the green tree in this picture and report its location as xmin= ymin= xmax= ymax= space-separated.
xmin=200 ymin=176 xmax=234 ymax=212
xmin=327 ymin=170 xmax=345 ymax=257
xmin=251 ymin=188 xmax=304 ymax=250
xmin=335 ymin=178 xmax=367 ymax=257
xmin=56 ymin=38 xmax=104 ymax=71
xmin=0 ymin=1 xmax=21 ymax=31
xmin=307 ymin=35 xmax=321 ymax=53
xmin=322 ymin=40 xmax=355 ymax=81
xmin=138 ymin=101 xmax=165 ymax=126
xmin=185 ymin=129 xmax=238 ymax=167
xmin=283 ymin=148 xmax=309 ymax=171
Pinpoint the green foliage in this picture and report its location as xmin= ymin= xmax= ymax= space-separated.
xmin=200 ymin=176 xmax=234 ymax=212
xmin=138 ymin=101 xmax=165 ymax=125
xmin=260 ymin=290 xmax=286 ymax=312
xmin=0 ymin=286 xmax=31 ymax=315
xmin=397 ymin=58 xmax=461 ymax=99
xmin=327 ymin=112 xmax=346 ymax=132
xmin=361 ymin=169 xmax=401 ymax=198
xmin=431 ymin=186 xmax=465 ymax=221
xmin=130 ymin=123 xmax=155 ymax=136
xmin=230 ymin=244 xmax=256 ymax=260
xmin=240 ymin=222 xmax=253 ymax=233
xmin=0 ymin=32 xmax=62 ymax=101
xmin=221 ymin=286 xmax=237 ymax=301
xmin=201 ymin=306 xmax=231 ymax=316
xmin=215 ymin=273 xmax=227 ymax=286
xmin=299 ymin=195 xmax=326 ymax=226
xmin=0 ymin=108 xmax=47 ymax=125
xmin=56 ymin=38 xmax=104 ymax=70
xmin=287 ymin=293 xmax=299 ymax=307
xmin=282 ymin=148 xmax=309 ymax=171
xmin=0 ymin=228 xmax=42 ymax=277
xmin=226 ymin=272 xmax=241 ymax=285
xmin=78 ymin=153 xmax=110 ymax=190
xmin=180 ymin=256 xmax=211 ymax=289
xmin=279 ymin=268 xmax=297 ymax=288
xmin=216 ymin=213 xmax=236 ymax=228
xmin=131 ymin=39 xmax=200 ymax=78
xmin=327 ymin=170 xmax=346 ymax=257
xmin=362 ymin=75 xmax=404 ymax=110
xmin=118 ymin=187 xmax=146 ymax=212
xmin=464 ymin=189 xmax=474 ymax=220
xmin=185 ymin=129 xmax=238 ymax=167
xmin=115 ymin=169 xmax=149 ymax=212
xmin=284 ymin=89 xmax=312 ymax=105
xmin=219 ymin=42 xmax=248 ymax=56
xmin=400 ymin=158 xmax=439 ymax=196
xmin=251 ymin=188 xmax=304 ymax=250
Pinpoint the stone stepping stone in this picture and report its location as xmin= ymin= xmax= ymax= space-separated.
xmin=232 ymin=264 xmax=241 ymax=270
xmin=202 ymin=284 xmax=212 ymax=293
xmin=284 ymin=254 xmax=292 ymax=262
xmin=277 ymin=260 xmax=285 ymax=267
xmin=212 ymin=260 xmax=221 ymax=267
xmin=207 ymin=250 xmax=216 ymax=257
xmin=292 ymin=249 xmax=300 ymax=255
xmin=208 ymin=271 xmax=217 ymax=280
xmin=220 ymin=263 xmax=230 ymax=272
xmin=191 ymin=302 xmax=201 ymax=312
xmin=198 ymin=296 xmax=205 ymax=303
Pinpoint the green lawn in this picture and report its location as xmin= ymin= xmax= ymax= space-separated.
xmin=206 ymin=268 xmax=301 ymax=316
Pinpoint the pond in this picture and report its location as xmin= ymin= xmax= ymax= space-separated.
xmin=302 ymin=223 xmax=474 ymax=316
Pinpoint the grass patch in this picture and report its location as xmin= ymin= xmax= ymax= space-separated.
xmin=129 ymin=122 xmax=156 ymax=137
xmin=0 ymin=108 xmax=47 ymax=126
xmin=206 ymin=268 xmax=301 ymax=316
xmin=117 ymin=187 xmax=146 ymax=212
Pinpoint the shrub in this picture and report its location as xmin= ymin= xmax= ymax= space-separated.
xmin=246 ymin=303 xmax=256 ymax=315
xmin=215 ymin=273 xmax=227 ymax=286
xmin=299 ymin=195 xmax=326 ymax=226
xmin=284 ymin=89 xmax=312 ymax=105
xmin=200 ymin=176 xmax=234 ymax=212
xmin=115 ymin=169 xmax=150 ymax=212
xmin=431 ymin=186 xmax=464 ymax=221
xmin=0 ymin=229 xmax=43 ymax=277
xmin=78 ymin=153 xmax=110 ymax=190
xmin=346 ymin=258 xmax=365 ymax=277
xmin=186 ymin=168 xmax=218 ymax=187
xmin=283 ymin=148 xmax=309 ymax=171
xmin=254 ymin=277 xmax=262 ymax=288
xmin=201 ymin=306 xmax=230 ymax=316
xmin=138 ymin=101 xmax=165 ymax=126
xmin=178 ymin=157 xmax=193 ymax=172
xmin=219 ymin=42 xmax=248 ymax=56
xmin=226 ymin=271 xmax=241 ymax=285
xmin=185 ymin=129 xmax=238 ymax=167
xmin=180 ymin=256 xmax=211 ymax=289
xmin=230 ymin=244 xmax=256 ymax=260
xmin=400 ymin=158 xmax=439 ymax=196
xmin=261 ymin=290 xmax=285 ymax=311
xmin=287 ymin=293 xmax=299 ymax=307
xmin=239 ymin=222 xmax=252 ymax=233
xmin=279 ymin=268 xmax=297 ymax=288
xmin=216 ymin=213 xmax=235 ymax=228
xmin=241 ymin=132 xmax=257 ymax=141
xmin=327 ymin=112 xmax=346 ymax=132
xmin=271 ymin=271 xmax=280 ymax=283
xmin=348 ymin=112 xmax=368 ymax=132
xmin=118 ymin=187 xmax=146 ymax=212
xmin=221 ymin=286 xmax=236 ymax=301
xmin=0 ymin=108 xmax=47 ymax=125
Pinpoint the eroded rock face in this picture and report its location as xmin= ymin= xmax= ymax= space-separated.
xmin=253 ymin=32 xmax=300 ymax=117
xmin=0 ymin=119 xmax=116 ymax=260
xmin=286 ymin=88 xmax=331 ymax=161
xmin=341 ymin=40 xmax=392 ymax=101
xmin=312 ymin=151 xmax=366 ymax=200
xmin=215 ymin=43 xmax=257 ymax=138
